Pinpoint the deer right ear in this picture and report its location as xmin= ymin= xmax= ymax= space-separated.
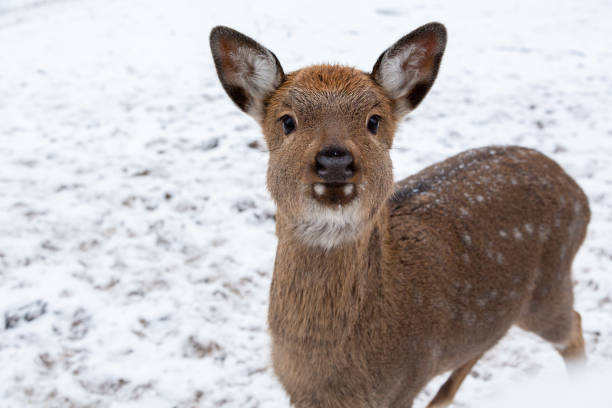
xmin=371 ymin=22 xmax=447 ymax=117
xmin=210 ymin=26 xmax=285 ymax=122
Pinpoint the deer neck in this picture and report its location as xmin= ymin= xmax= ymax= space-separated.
xmin=268 ymin=206 xmax=389 ymax=346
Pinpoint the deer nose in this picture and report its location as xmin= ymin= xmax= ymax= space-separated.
xmin=315 ymin=146 xmax=355 ymax=183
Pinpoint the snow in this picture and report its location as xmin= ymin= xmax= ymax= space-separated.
xmin=1 ymin=0 xmax=611 ymax=407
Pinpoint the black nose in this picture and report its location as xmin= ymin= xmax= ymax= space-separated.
xmin=315 ymin=146 xmax=355 ymax=183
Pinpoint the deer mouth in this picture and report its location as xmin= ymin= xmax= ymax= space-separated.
xmin=311 ymin=182 xmax=357 ymax=206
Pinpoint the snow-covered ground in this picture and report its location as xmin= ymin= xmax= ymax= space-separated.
xmin=1 ymin=0 xmax=611 ymax=407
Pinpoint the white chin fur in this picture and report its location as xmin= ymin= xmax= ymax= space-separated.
xmin=294 ymin=199 xmax=362 ymax=250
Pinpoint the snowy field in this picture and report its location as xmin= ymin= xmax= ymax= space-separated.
xmin=1 ymin=0 xmax=611 ymax=407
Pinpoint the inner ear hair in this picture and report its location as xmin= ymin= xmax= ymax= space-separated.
xmin=371 ymin=22 xmax=447 ymax=116
xmin=210 ymin=26 xmax=285 ymax=121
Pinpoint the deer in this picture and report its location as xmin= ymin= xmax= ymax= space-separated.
xmin=209 ymin=22 xmax=590 ymax=408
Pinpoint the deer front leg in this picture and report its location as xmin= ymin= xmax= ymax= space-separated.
xmin=426 ymin=354 xmax=482 ymax=408
xmin=558 ymin=310 xmax=587 ymax=373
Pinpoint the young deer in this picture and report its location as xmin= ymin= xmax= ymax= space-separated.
xmin=210 ymin=23 xmax=590 ymax=407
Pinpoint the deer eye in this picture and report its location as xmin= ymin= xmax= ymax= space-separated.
xmin=367 ymin=115 xmax=381 ymax=134
xmin=281 ymin=115 xmax=296 ymax=135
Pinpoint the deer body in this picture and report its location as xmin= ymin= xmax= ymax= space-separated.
xmin=210 ymin=24 xmax=589 ymax=408
xmin=269 ymin=146 xmax=589 ymax=407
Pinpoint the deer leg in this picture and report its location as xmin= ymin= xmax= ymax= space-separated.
xmin=426 ymin=354 xmax=482 ymax=408
xmin=558 ymin=310 xmax=586 ymax=367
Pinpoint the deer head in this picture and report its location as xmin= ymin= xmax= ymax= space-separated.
xmin=210 ymin=23 xmax=446 ymax=249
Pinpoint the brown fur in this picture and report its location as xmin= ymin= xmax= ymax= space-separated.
xmin=268 ymin=144 xmax=589 ymax=407
xmin=210 ymin=24 xmax=590 ymax=408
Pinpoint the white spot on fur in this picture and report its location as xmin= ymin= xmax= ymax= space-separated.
xmin=560 ymin=244 xmax=567 ymax=260
xmin=464 ymin=311 xmax=476 ymax=326
xmin=295 ymin=199 xmax=362 ymax=250
xmin=513 ymin=227 xmax=523 ymax=240
xmin=314 ymin=183 xmax=325 ymax=196
xmin=524 ymin=223 xmax=534 ymax=235
xmin=462 ymin=234 xmax=472 ymax=246
xmin=496 ymin=252 xmax=505 ymax=265
xmin=539 ymin=224 xmax=551 ymax=241
xmin=499 ymin=230 xmax=508 ymax=238
xmin=476 ymin=195 xmax=484 ymax=202
xmin=343 ymin=184 xmax=354 ymax=196
xmin=459 ymin=207 xmax=469 ymax=216
xmin=574 ymin=202 xmax=582 ymax=214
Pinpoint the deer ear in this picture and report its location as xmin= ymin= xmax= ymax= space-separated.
xmin=210 ymin=26 xmax=285 ymax=122
xmin=371 ymin=22 xmax=447 ymax=117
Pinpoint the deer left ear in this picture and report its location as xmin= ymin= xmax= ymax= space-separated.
xmin=371 ymin=22 xmax=447 ymax=117
xmin=210 ymin=26 xmax=285 ymax=122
